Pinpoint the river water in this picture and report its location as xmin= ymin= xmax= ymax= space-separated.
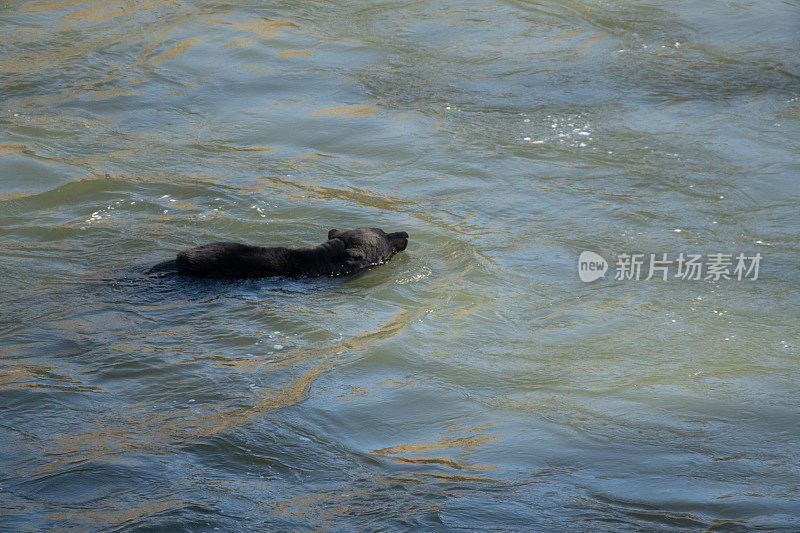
xmin=1 ymin=0 xmax=799 ymax=530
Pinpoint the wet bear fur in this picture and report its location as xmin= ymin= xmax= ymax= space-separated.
xmin=148 ymin=227 xmax=408 ymax=278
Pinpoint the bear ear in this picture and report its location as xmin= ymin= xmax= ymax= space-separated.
xmin=328 ymin=229 xmax=341 ymax=240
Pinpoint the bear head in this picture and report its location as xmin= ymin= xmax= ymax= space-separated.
xmin=327 ymin=227 xmax=408 ymax=271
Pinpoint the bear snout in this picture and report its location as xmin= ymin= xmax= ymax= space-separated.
xmin=389 ymin=231 xmax=409 ymax=252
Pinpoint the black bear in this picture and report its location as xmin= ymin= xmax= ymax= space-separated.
xmin=147 ymin=227 xmax=408 ymax=278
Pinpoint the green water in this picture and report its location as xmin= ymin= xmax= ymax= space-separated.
xmin=1 ymin=0 xmax=799 ymax=530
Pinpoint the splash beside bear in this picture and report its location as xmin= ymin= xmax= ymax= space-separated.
xmin=147 ymin=227 xmax=409 ymax=278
